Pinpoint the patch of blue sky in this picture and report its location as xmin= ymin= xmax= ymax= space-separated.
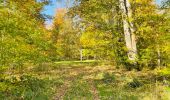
xmin=42 ymin=0 xmax=163 ymax=26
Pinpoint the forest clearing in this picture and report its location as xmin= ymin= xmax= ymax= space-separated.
xmin=0 ymin=0 xmax=170 ymax=100
xmin=1 ymin=61 xmax=170 ymax=99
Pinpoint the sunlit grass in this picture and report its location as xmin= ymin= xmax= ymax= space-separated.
xmin=0 ymin=61 xmax=170 ymax=99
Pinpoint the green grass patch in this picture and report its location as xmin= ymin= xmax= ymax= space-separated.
xmin=64 ymin=79 xmax=94 ymax=100
xmin=1 ymin=62 xmax=169 ymax=99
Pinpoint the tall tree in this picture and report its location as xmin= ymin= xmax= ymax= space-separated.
xmin=119 ymin=0 xmax=137 ymax=63
xmin=0 ymin=0 xmax=51 ymax=70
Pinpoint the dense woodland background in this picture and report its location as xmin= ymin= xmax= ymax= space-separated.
xmin=0 ymin=0 xmax=170 ymax=99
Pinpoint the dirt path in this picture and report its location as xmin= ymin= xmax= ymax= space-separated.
xmin=53 ymin=65 xmax=115 ymax=100
xmin=54 ymin=67 xmax=88 ymax=100
xmin=54 ymin=80 xmax=70 ymax=100
xmin=88 ymin=80 xmax=100 ymax=100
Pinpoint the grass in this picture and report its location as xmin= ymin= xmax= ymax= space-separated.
xmin=55 ymin=60 xmax=98 ymax=64
xmin=0 ymin=60 xmax=170 ymax=100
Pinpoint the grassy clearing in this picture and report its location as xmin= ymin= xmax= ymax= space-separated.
xmin=0 ymin=61 xmax=170 ymax=100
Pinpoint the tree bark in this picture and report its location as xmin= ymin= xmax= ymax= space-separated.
xmin=119 ymin=0 xmax=137 ymax=61
xmin=3 ymin=0 xmax=6 ymax=6
xmin=80 ymin=48 xmax=83 ymax=61
xmin=157 ymin=46 xmax=161 ymax=69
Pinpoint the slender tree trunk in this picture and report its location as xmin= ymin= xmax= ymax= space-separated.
xmin=157 ymin=46 xmax=161 ymax=69
xmin=80 ymin=48 xmax=83 ymax=61
xmin=119 ymin=0 xmax=137 ymax=61
xmin=94 ymin=54 xmax=96 ymax=60
xmin=3 ymin=0 xmax=6 ymax=6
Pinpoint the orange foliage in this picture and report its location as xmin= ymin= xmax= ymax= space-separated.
xmin=53 ymin=8 xmax=67 ymax=28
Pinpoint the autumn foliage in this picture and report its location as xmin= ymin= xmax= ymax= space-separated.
xmin=53 ymin=8 xmax=67 ymax=28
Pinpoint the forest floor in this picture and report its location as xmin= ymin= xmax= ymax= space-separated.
xmin=1 ymin=60 xmax=170 ymax=100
